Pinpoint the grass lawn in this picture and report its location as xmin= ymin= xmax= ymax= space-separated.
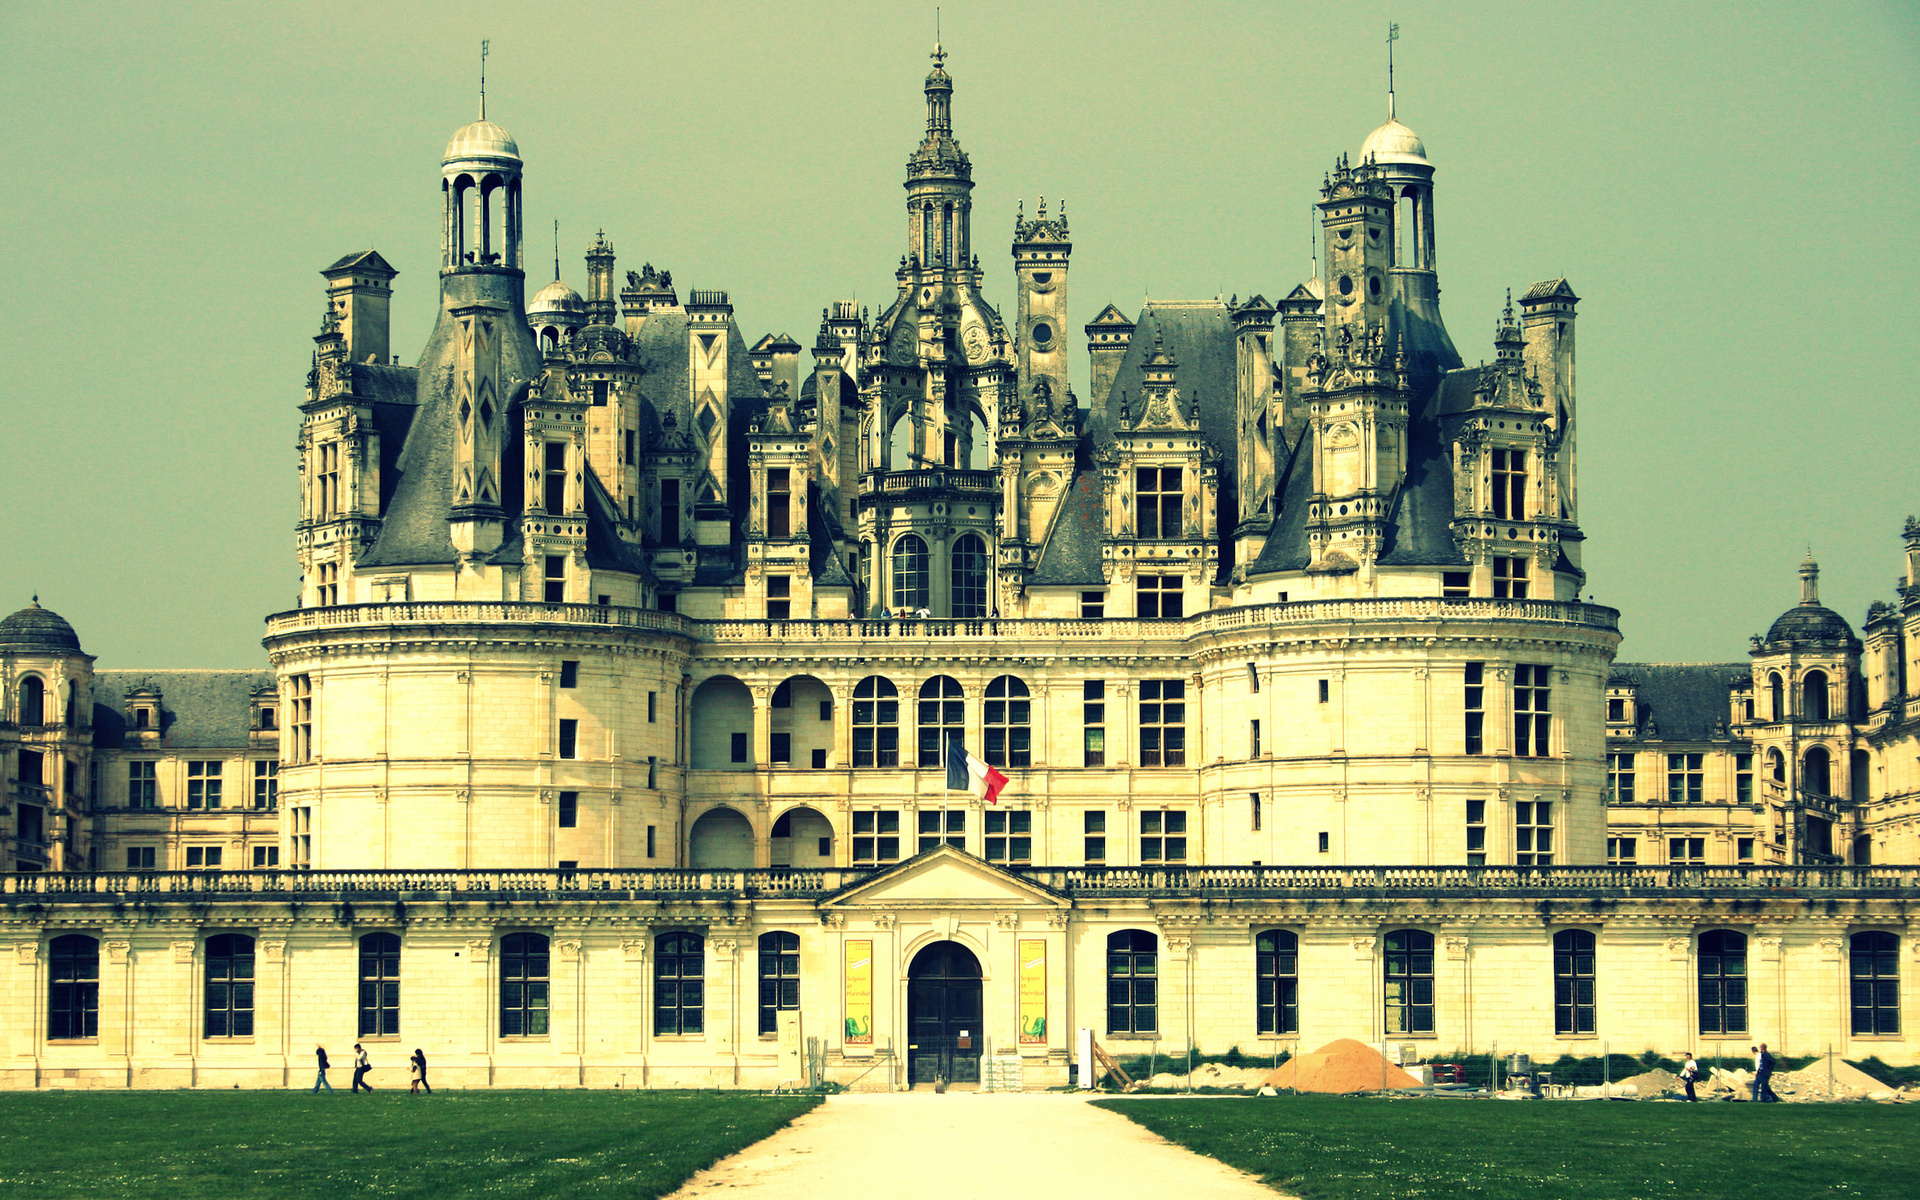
xmin=0 ymin=1090 xmax=817 ymax=1198
xmin=1096 ymin=1094 xmax=1920 ymax=1200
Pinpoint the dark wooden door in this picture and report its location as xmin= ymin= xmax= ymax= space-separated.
xmin=907 ymin=941 xmax=982 ymax=1086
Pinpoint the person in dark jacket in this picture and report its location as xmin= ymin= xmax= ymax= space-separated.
xmin=1754 ymin=1044 xmax=1779 ymax=1102
xmin=352 ymin=1043 xmax=374 ymax=1092
xmin=312 ymin=1045 xmax=334 ymax=1093
xmin=410 ymin=1048 xmax=432 ymax=1095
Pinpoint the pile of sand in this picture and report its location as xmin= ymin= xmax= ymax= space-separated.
xmin=1143 ymin=1062 xmax=1276 ymax=1090
xmin=1265 ymin=1038 xmax=1423 ymax=1093
xmin=1617 ymin=1068 xmax=1680 ymax=1097
xmin=1775 ymin=1059 xmax=1890 ymax=1101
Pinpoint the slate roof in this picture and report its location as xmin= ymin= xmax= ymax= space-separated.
xmin=326 ymin=249 xmax=396 ymax=276
xmin=1765 ymin=603 xmax=1858 ymax=647
xmin=1609 ymin=663 xmax=1747 ymax=742
xmin=0 ymin=602 xmax=82 ymax=653
xmin=91 ymin=670 xmax=274 ymax=750
xmin=1029 ymin=463 xmax=1107 ymax=588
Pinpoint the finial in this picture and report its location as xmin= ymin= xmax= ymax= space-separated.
xmin=1386 ymin=21 xmax=1399 ymax=120
xmin=30 ymin=593 xmax=39 ymax=606
xmin=1038 ymin=195 xmax=1046 ymax=221
xmin=1799 ymin=551 xmax=1820 ymax=606
xmin=1504 ymin=288 xmax=1514 ymax=319
xmin=553 ymin=219 xmax=561 ymax=281
xmin=479 ymin=39 xmax=489 ymax=120
xmin=933 ymin=6 xmax=943 ymax=65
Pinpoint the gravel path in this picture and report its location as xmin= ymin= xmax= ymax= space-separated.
xmin=665 ymin=1092 xmax=1292 ymax=1199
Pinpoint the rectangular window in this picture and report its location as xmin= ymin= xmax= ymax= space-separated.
xmin=16 ymin=803 xmax=42 ymax=845
xmin=1083 ymin=680 xmax=1106 ymax=767
xmin=1249 ymin=719 xmax=1261 ymax=758
xmin=1667 ymin=753 xmax=1704 ymax=803
xmin=1139 ymin=810 xmax=1187 ymax=864
xmin=1493 ymin=556 xmax=1530 ymax=599
xmin=648 ymin=691 xmax=657 ymax=723
xmin=1669 ymin=837 xmax=1706 ymax=866
xmin=1737 ymin=837 xmax=1755 ymax=863
xmin=544 ymin=555 xmax=567 ymax=603
xmin=1464 ymin=663 xmax=1485 ymax=755
xmin=1138 ymin=679 xmax=1186 ymax=767
xmin=730 ymin=731 xmax=749 ymax=763
xmin=128 ymin=761 xmax=157 ymax=809
xmin=770 ymin=732 xmax=792 ymax=764
xmin=917 ymin=808 xmax=966 ymax=854
xmin=1080 ymin=591 xmax=1105 ymax=619
xmin=851 ymin=810 xmax=901 ymax=866
xmin=767 ymin=468 xmax=791 ymax=538
xmin=1135 ymin=574 xmax=1184 ymax=619
xmin=253 ymin=845 xmax=279 ymax=868
xmin=622 ymin=429 xmax=634 ymax=464
xmin=983 ymin=810 xmax=1031 ymax=864
xmin=1513 ymin=665 xmax=1551 ymax=757
xmin=660 ymin=479 xmax=680 ymax=544
xmin=292 ymin=806 xmax=312 ymax=868
xmin=647 ymin=824 xmax=656 ymax=858
xmin=290 ymin=674 xmax=313 ymax=763
xmin=1318 ymin=678 xmax=1330 ymax=704
xmin=1442 ymin=571 xmax=1470 ymax=598
xmin=648 ymin=756 xmax=658 ymax=788
xmin=558 ymin=790 xmax=578 ymax=828
xmin=543 ymin=441 xmax=567 ymax=513
xmin=1466 ymin=799 xmax=1486 ymax=866
xmin=125 ymin=847 xmax=155 ymax=870
xmin=187 ymin=761 xmax=223 ymax=809
xmin=185 ymin=846 xmax=223 ymax=869
xmin=1607 ymin=753 xmax=1636 ymax=803
xmin=1515 ymin=800 xmax=1553 ymax=865
xmin=1490 ymin=448 xmax=1527 ymax=520
xmin=258 ymin=706 xmax=277 ymax=731
xmin=1084 ymin=810 xmax=1106 ymax=863
xmin=253 ymin=761 xmax=278 ymax=809
xmin=766 ymin=575 xmax=790 ymax=621
xmin=1318 ymin=831 xmax=1330 ymax=853
xmin=757 ymin=932 xmax=801 ymax=1035
xmin=1250 ymin=792 xmax=1262 ymax=832
xmin=559 ymin=660 xmax=579 ymax=688
xmin=1135 ymin=467 xmax=1183 ymax=538
xmin=558 ymin=719 xmax=578 ymax=760
xmin=1607 ymin=836 xmax=1637 ymax=865
xmin=591 ymin=380 xmax=609 ymax=407
xmin=1736 ymin=753 xmax=1753 ymax=804
xmin=1607 ymin=697 xmax=1625 ymax=722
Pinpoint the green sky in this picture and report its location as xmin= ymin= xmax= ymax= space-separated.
xmin=3 ymin=0 xmax=1916 ymax=667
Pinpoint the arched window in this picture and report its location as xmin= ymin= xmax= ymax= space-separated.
xmin=891 ymin=535 xmax=930 ymax=613
xmin=1553 ymin=929 xmax=1596 ymax=1035
xmin=1106 ymin=930 xmax=1157 ymax=1034
xmin=499 ymin=932 xmax=550 ymax=1037
xmin=18 ymin=676 xmax=44 ymax=727
xmin=1801 ymin=670 xmax=1830 ymax=721
xmin=918 ymin=676 xmax=964 ymax=767
xmin=758 ymin=931 xmax=800 ymax=1035
xmin=1766 ymin=747 xmax=1786 ymax=781
xmin=852 ymin=676 xmax=899 ymax=768
xmin=983 ymin=676 xmax=1030 ymax=768
xmin=48 ymin=934 xmax=98 ymax=1040
xmin=1768 ymin=672 xmax=1784 ymax=721
xmin=1256 ymin=930 xmax=1298 ymax=1035
xmin=655 ymin=931 xmax=705 ymax=1035
xmin=358 ymin=931 xmax=401 ymax=1037
xmin=1384 ymin=930 xmax=1434 ymax=1034
xmin=1851 ymin=931 xmax=1900 ymax=1036
xmin=1698 ymin=930 xmax=1747 ymax=1035
xmin=64 ymin=681 xmax=78 ymax=725
xmin=1804 ymin=746 xmax=1832 ymax=796
xmin=205 ymin=934 xmax=255 ymax=1039
xmin=951 ymin=534 xmax=989 ymax=618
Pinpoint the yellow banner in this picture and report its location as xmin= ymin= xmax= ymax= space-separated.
xmin=1019 ymin=939 xmax=1046 ymax=1044
xmin=845 ymin=940 xmax=873 ymax=1045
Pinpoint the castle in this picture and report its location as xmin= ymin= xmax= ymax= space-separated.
xmin=1 ymin=48 xmax=1914 ymax=1088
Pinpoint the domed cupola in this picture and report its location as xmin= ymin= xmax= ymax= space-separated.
xmin=1359 ymin=117 xmax=1429 ymax=167
xmin=1764 ymin=554 xmax=1860 ymax=648
xmin=528 ymin=275 xmax=586 ymax=356
xmin=0 ymin=598 xmax=82 ymax=654
xmin=443 ymin=119 xmax=521 ymax=167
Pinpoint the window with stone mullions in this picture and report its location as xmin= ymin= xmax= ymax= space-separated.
xmin=1106 ymin=930 xmax=1157 ymax=1034
xmin=984 ymin=810 xmax=1030 ymax=863
xmin=1139 ymin=810 xmax=1187 ymax=863
xmin=543 ymin=441 xmax=567 ymax=512
xmin=984 ymin=675 xmax=1030 ymax=768
xmin=852 ymin=676 xmax=898 ymax=768
xmin=1667 ymin=753 xmax=1704 ymax=803
xmin=500 ymin=932 xmax=551 ymax=1037
xmin=47 ymin=934 xmax=98 ymax=1040
xmin=1606 ymin=836 xmax=1637 ymax=864
xmin=253 ymin=761 xmax=278 ymax=809
xmin=1607 ymin=753 xmax=1635 ymax=803
xmin=1697 ymin=930 xmax=1747 ymax=1034
xmin=757 ymin=931 xmax=800 ymax=1035
xmin=1083 ymin=681 xmax=1106 ymax=767
xmin=653 ymin=932 xmax=703 ymax=1036
xmin=358 ymin=931 xmax=401 ymax=1037
xmin=1465 ymin=799 xmax=1487 ymax=866
xmin=1553 ymin=929 xmax=1596 ymax=1035
xmin=951 ymin=534 xmax=989 ymax=618
xmin=1135 ymin=467 xmax=1183 ymax=538
xmin=1850 ymin=931 xmax=1900 ymax=1036
xmin=127 ymin=761 xmax=157 ymax=809
xmin=1515 ymin=800 xmax=1553 ymax=865
xmin=1383 ymin=929 xmax=1434 ymax=1035
xmin=766 ymin=468 xmax=790 ymax=538
xmin=1463 ymin=663 xmax=1485 ymax=755
xmin=918 ymin=808 xmax=966 ymax=853
xmin=917 ymin=676 xmax=964 ymax=767
xmin=204 ymin=934 xmax=255 ymax=1039
xmin=1256 ymin=930 xmax=1299 ymax=1035
xmin=187 ymin=761 xmax=222 ymax=809
xmin=851 ymin=810 xmax=900 ymax=865
xmin=1490 ymin=448 xmax=1527 ymax=520
xmin=1136 ymin=574 xmax=1184 ymax=619
xmin=1512 ymin=665 xmax=1551 ymax=757
xmin=1138 ymin=679 xmax=1186 ymax=767
xmin=1493 ymin=556 xmax=1529 ymax=599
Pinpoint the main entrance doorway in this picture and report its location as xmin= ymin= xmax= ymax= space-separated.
xmin=907 ymin=941 xmax=982 ymax=1086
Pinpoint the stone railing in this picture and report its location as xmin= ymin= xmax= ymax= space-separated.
xmin=3 ymin=862 xmax=1911 ymax=903
xmin=266 ymin=597 xmax=1619 ymax=644
xmin=861 ymin=469 xmax=1000 ymax=495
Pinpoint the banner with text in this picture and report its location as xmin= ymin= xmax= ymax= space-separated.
xmin=844 ymin=939 xmax=873 ymax=1046
xmin=1019 ymin=939 xmax=1047 ymax=1044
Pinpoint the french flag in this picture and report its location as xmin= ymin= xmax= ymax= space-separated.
xmin=946 ymin=737 xmax=1009 ymax=805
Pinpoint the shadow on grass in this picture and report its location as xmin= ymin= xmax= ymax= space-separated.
xmin=1095 ymin=1093 xmax=1920 ymax=1200
xmin=0 ymin=1090 xmax=818 ymax=1199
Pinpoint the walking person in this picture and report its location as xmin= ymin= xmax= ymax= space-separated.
xmin=311 ymin=1045 xmax=334 ymax=1094
xmin=351 ymin=1042 xmax=374 ymax=1092
xmin=410 ymin=1048 xmax=432 ymax=1095
xmin=1680 ymin=1052 xmax=1699 ymax=1102
xmin=1755 ymin=1043 xmax=1778 ymax=1102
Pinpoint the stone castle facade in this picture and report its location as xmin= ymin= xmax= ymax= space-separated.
xmin=2 ymin=48 xmax=1916 ymax=1088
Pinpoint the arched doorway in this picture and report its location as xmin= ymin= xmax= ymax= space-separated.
xmin=907 ymin=941 xmax=982 ymax=1087
xmin=688 ymin=807 xmax=754 ymax=869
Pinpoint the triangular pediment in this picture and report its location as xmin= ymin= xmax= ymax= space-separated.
xmin=1087 ymin=304 xmax=1133 ymax=327
xmin=821 ymin=845 xmax=1067 ymax=910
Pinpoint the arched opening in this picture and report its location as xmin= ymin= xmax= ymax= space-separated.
xmin=886 ymin=412 xmax=913 ymax=472
xmin=941 ymin=202 xmax=953 ymax=265
xmin=1768 ymin=672 xmax=1784 ymax=721
xmin=951 ymin=534 xmax=989 ymax=618
xmin=966 ymin=410 xmax=989 ymax=469
xmin=17 ymin=676 xmax=45 ymax=727
xmin=477 ymin=173 xmax=506 ymax=265
xmin=688 ymin=806 xmax=754 ymax=869
xmin=1766 ymin=746 xmax=1786 ymax=782
xmin=907 ymin=940 xmax=982 ymax=1086
xmin=1850 ymin=749 xmax=1871 ymax=804
xmin=690 ymin=676 xmax=753 ymax=770
xmin=540 ymin=326 xmax=560 ymax=353
xmin=1801 ymin=670 xmax=1830 ymax=721
xmin=891 ymin=535 xmax=930 ymax=614
xmin=1803 ymin=746 xmax=1832 ymax=796
xmin=770 ymin=675 xmax=833 ymax=769
xmin=770 ymin=805 xmax=833 ymax=867
xmin=917 ymin=675 xmax=963 ymax=767
xmin=1396 ymin=187 xmax=1416 ymax=267
xmin=64 ymin=680 xmax=78 ymax=725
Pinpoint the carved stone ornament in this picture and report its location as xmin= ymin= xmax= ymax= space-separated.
xmin=455 ymin=788 xmax=471 ymax=804
xmin=1164 ymin=936 xmax=1193 ymax=954
xmin=820 ymin=913 xmax=846 ymax=930
xmin=621 ymin=939 xmax=647 ymax=962
xmin=872 ymin=913 xmax=898 ymax=931
xmin=171 ymin=941 xmax=195 ymax=964
xmin=465 ymin=938 xmax=490 ymax=959
xmin=995 ymin=913 xmax=1021 ymax=930
xmin=1349 ymin=936 xmax=1377 ymax=956
xmin=557 ymin=940 xmax=582 ymax=962
xmin=104 ymin=940 xmax=130 ymax=966
xmin=1664 ymin=937 xmax=1689 ymax=957
xmin=1812 ymin=937 xmax=1839 ymax=960
xmin=711 ymin=938 xmax=740 ymax=955
xmin=259 ymin=940 xmax=286 ymax=962
xmin=1443 ymin=936 xmax=1470 ymax=960
xmin=14 ymin=941 xmax=37 ymax=965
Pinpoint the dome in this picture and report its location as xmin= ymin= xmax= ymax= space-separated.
xmin=443 ymin=119 xmax=521 ymax=165
xmin=0 ymin=600 xmax=81 ymax=654
xmin=1359 ymin=118 xmax=1429 ymax=167
xmin=529 ymin=278 xmax=585 ymax=318
xmin=1765 ymin=603 xmax=1858 ymax=646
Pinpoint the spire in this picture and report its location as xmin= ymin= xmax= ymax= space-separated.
xmin=1800 ymin=551 xmax=1820 ymax=606
xmin=479 ymin=38 xmax=489 ymax=120
xmin=924 ymin=38 xmax=953 ymax=136
xmin=552 ymin=219 xmax=561 ymax=281
xmin=1385 ymin=22 xmax=1399 ymax=120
